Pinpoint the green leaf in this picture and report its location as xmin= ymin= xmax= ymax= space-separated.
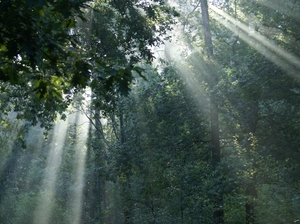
xmin=34 ymin=80 xmax=48 ymax=99
xmin=0 ymin=45 xmax=8 ymax=52
xmin=62 ymin=17 xmax=76 ymax=28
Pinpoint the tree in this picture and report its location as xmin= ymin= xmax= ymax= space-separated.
xmin=161 ymin=0 xmax=300 ymax=222
xmin=198 ymin=1 xmax=224 ymax=222
xmin=2 ymin=0 xmax=300 ymax=223
xmin=211 ymin=0 xmax=300 ymax=222
xmin=105 ymin=66 xmax=212 ymax=223
xmin=0 ymin=0 xmax=178 ymax=128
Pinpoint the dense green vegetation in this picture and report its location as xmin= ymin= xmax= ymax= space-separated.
xmin=1 ymin=0 xmax=300 ymax=223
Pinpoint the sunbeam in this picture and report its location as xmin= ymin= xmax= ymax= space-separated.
xmin=165 ymin=43 xmax=210 ymax=112
xmin=163 ymin=23 xmax=213 ymax=115
xmin=32 ymin=97 xmax=91 ymax=224
xmin=33 ymin=120 xmax=68 ymax=224
xmin=256 ymin=0 xmax=300 ymax=21
xmin=68 ymin=112 xmax=89 ymax=224
xmin=210 ymin=5 xmax=300 ymax=80
xmin=0 ymin=113 xmax=24 ymax=178
xmin=2 ymin=0 xmax=300 ymax=223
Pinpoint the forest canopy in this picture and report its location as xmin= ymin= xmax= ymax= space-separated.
xmin=0 ymin=0 xmax=178 ymax=127
xmin=0 ymin=0 xmax=300 ymax=223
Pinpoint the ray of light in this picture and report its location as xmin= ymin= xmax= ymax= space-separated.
xmin=68 ymin=112 xmax=89 ymax=224
xmin=33 ymin=119 xmax=68 ymax=224
xmin=164 ymin=41 xmax=211 ymax=113
xmin=32 ymin=88 xmax=91 ymax=224
xmin=0 ymin=113 xmax=24 ymax=177
xmin=256 ymin=0 xmax=300 ymax=21
xmin=210 ymin=5 xmax=300 ymax=80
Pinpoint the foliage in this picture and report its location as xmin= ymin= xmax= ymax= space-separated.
xmin=1 ymin=0 xmax=300 ymax=223
xmin=100 ymin=66 xmax=216 ymax=223
xmin=0 ymin=0 xmax=178 ymax=128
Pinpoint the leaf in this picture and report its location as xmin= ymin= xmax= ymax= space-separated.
xmin=133 ymin=66 xmax=147 ymax=80
xmin=0 ymin=45 xmax=7 ymax=52
xmin=71 ymin=60 xmax=91 ymax=87
xmin=34 ymin=80 xmax=48 ymax=99
xmin=90 ymin=79 xmax=98 ymax=89
xmin=39 ymin=9 xmax=45 ymax=17
xmin=62 ymin=17 xmax=76 ymax=28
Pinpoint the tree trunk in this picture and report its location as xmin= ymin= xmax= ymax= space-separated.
xmin=200 ymin=0 xmax=213 ymax=57
xmin=118 ymin=97 xmax=133 ymax=224
xmin=245 ymin=104 xmax=258 ymax=224
xmin=245 ymin=182 xmax=257 ymax=224
xmin=200 ymin=0 xmax=223 ymax=223
xmin=210 ymin=92 xmax=220 ymax=165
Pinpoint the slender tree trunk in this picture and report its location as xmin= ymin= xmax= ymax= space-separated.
xmin=118 ymin=97 xmax=132 ymax=224
xmin=200 ymin=0 xmax=213 ymax=57
xmin=245 ymin=183 xmax=256 ymax=224
xmin=94 ymin=110 xmax=105 ymax=223
xmin=84 ymin=108 xmax=106 ymax=223
xmin=245 ymin=104 xmax=259 ymax=224
xmin=200 ymin=0 xmax=223 ymax=223
xmin=210 ymin=93 xmax=220 ymax=165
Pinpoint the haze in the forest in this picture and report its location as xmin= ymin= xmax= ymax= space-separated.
xmin=0 ymin=0 xmax=299 ymax=223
